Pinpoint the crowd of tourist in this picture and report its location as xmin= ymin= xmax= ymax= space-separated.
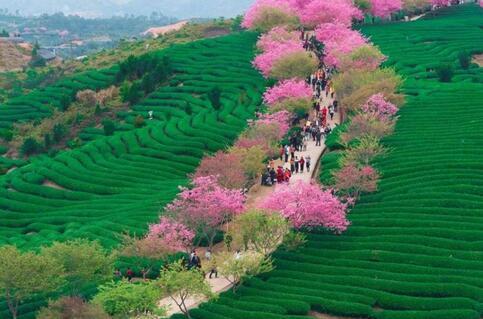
xmin=262 ymin=59 xmax=338 ymax=186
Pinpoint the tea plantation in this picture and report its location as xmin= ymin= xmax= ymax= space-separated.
xmin=189 ymin=4 xmax=483 ymax=319
xmin=0 ymin=32 xmax=264 ymax=252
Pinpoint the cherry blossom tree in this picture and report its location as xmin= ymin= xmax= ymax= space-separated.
xmin=255 ymin=111 xmax=292 ymax=137
xmin=257 ymin=26 xmax=300 ymax=52
xmin=369 ymin=0 xmax=402 ymax=19
xmin=431 ymin=0 xmax=450 ymax=7
xmin=299 ymin=0 xmax=364 ymax=27
xmin=315 ymin=23 xmax=368 ymax=67
xmin=263 ymin=79 xmax=312 ymax=106
xmin=338 ymin=44 xmax=387 ymax=72
xmin=194 ymin=152 xmax=247 ymax=189
xmin=242 ymin=0 xmax=299 ymax=31
xmin=480 ymin=0 xmax=483 ymax=8
xmin=259 ymin=181 xmax=350 ymax=232
xmin=253 ymin=40 xmax=305 ymax=77
xmin=270 ymin=51 xmax=319 ymax=80
xmin=334 ymin=164 xmax=380 ymax=199
xmin=362 ymin=93 xmax=399 ymax=119
xmin=340 ymin=113 xmax=395 ymax=144
xmin=148 ymin=217 xmax=196 ymax=253
xmin=165 ymin=176 xmax=246 ymax=248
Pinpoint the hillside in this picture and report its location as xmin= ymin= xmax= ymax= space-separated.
xmin=0 ymin=40 xmax=31 ymax=72
xmin=0 ymin=32 xmax=264 ymax=253
xmin=190 ymin=4 xmax=483 ymax=319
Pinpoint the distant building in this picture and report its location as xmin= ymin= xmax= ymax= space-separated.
xmin=37 ymin=48 xmax=56 ymax=61
xmin=142 ymin=20 xmax=188 ymax=38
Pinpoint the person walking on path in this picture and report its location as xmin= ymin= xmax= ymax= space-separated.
xmin=306 ymin=155 xmax=311 ymax=172
xmin=284 ymin=168 xmax=292 ymax=183
xmin=295 ymin=157 xmax=300 ymax=174
xmin=290 ymin=157 xmax=295 ymax=173
xmin=299 ymin=156 xmax=305 ymax=173
xmin=316 ymin=130 xmax=322 ymax=146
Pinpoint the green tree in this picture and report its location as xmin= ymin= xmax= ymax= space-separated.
xmin=93 ymin=280 xmax=164 ymax=318
xmin=37 ymin=296 xmax=110 ymax=319
xmin=458 ymin=51 xmax=471 ymax=70
xmin=120 ymin=81 xmax=143 ymax=105
xmin=0 ymin=246 xmax=65 ymax=319
xmin=52 ymin=124 xmax=65 ymax=143
xmin=134 ymin=115 xmax=145 ymax=128
xmin=102 ymin=119 xmax=116 ymax=136
xmin=44 ymin=133 xmax=52 ymax=149
xmin=230 ymin=15 xmax=243 ymax=32
xmin=41 ymin=239 xmax=115 ymax=296
xmin=435 ymin=64 xmax=454 ymax=82
xmin=227 ymin=210 xmax=290 ymax=255
xmin=0 ymin=29 xmax=8 ymax=37
xmin=207 ymin=87 xmax=222 ymax=110
xmin=21 ymin=137 xmax=40 ymax=156
xmin=270 ymin=51 xmax=319 ymax=80
xmin=215 ymin=251 xmax=273 ymax=293
xmin=155 ymin=261 xmax=215 ymax=319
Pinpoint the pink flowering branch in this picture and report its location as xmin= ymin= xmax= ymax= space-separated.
xmin=259 ymin=181 xmax=350 ymax=232
xmin=263 ymin=79 xmax=312 ymax=106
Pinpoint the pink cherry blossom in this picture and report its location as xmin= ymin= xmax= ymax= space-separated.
xmin=242 ymin=0 xmax=298 ymax=29
xmin=148 ymin=217 xmax=195 ymax=253
xmin=369 ymin=0 xmax=402 ymax=18
xmin=315 ymin=23 xmax=368 ymax=67
xmin=431 ymin=0 xmax=450 ymax=6
xmin=166 ymin=176 xmax=245 ymax=247
xmin=253 ymin=40 xmax=305 ymax=77
xmin=299 ymin=0 xmax=364 ymax=27
xmin=256 ymin=110 xmax=292 ymax=137
xmin=362 ymin=93 xmax=399 ymax=119
xmin=263 ymin=79 xmax=312 ymax=106
xmin=257 ymin=26 xmax=300 ymax=52
xmin=334 ymin=164 xmax=380 ymax=199
xmin=259 ymin=180 xmax=350 ymax=232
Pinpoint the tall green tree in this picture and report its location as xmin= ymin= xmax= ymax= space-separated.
xmin=41 ymin=240 xmax=115 ymax=296
xmin=93 ymin=280 xmax=164 ymax=318
xmin=155 ymin=261 xmax=215 ymax=319
xmin=0 ymin=246 xmax=65 ymax=319
xmin=208 ymin=87 xmax=222 ymax=110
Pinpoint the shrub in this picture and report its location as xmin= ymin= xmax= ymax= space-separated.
xmin=76 ymin=89 xmax=97 ymax=107
xmin=134 ymin=115 xmax=145 ymax=128
xmin=458 ymin=51 xmax=471 ymax=70
xmin=21 ymin=137 xmax=41 ymax=156
xmin=208 ymin=87 xmax=222 ymax=110
xmin=435 ymin=64 xmax=454 ymax=82
xmin=37 ymin=296 xmax=110 ymax=319
xmin=102 ymin=120 xmax=115 ymax=136
xmin=282 ymin=231 xmax=307 ymax=251
xmin=52 ymin=124 xmax=66 ymax=143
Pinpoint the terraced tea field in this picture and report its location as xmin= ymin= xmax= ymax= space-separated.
xmin=0 ymin=32 xmax=264 ymax=251
xmin=192 ymin=5 xmax=483 ymax=319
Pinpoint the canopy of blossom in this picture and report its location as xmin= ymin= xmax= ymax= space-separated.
xmin=166 ymin=175 xmax=246 ymax=228
xmin=263 ymin=79 xmax=312 ymax=106
xmin=148 ymin=217 xmax=195 ymax=252
xmin=362 ymin=93 xmax=399 ymax=119
xmin=315 ymin=23 xmax=369 ymax=66
xmin=259 ymin=181 xmax=350 ymax=232
xmin=369 ymin=0 xmax=403 ymax=18
xmin=255 ymin=110 xmax=292 ymax=137
xmin=253 ymin=40 xmax=306 ymax=77
xmin=299 ymin=0 xmax=364 ymax=27
xmin=242 ymin=0 xmax=298 ymax=29
xmin=257 ymin=26 xmax=300 ymax=52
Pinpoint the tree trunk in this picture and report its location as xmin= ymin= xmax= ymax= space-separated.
xmin=5 ymin=291 xmax=18 ymax=319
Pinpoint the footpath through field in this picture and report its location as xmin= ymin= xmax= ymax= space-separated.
xmin=159 ymin=74 xmax=341 ymax=317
